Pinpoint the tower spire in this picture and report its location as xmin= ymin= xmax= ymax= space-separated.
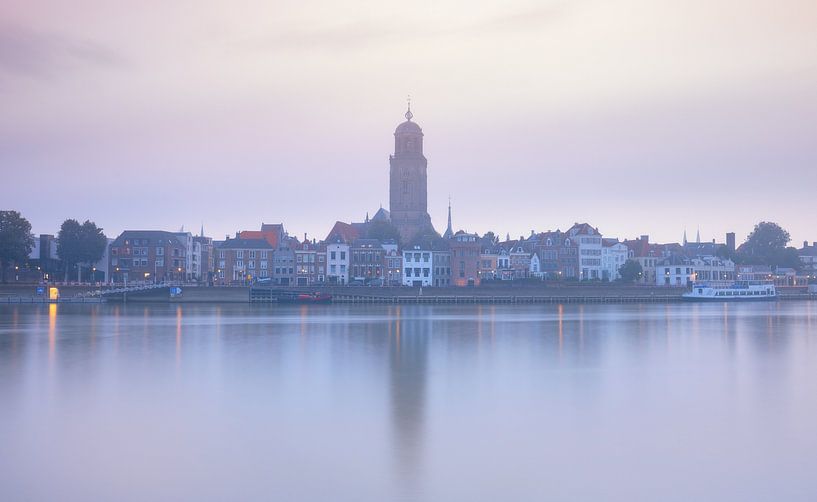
xmin=444 ymin=196 xmax=453 ymax=239
xmin=405 ymin=94 xmax=413 ymax=121
xmin=683 ymin=229 xmax=687 ymax=245
xmin=696 ymin=227 xmax=701 ymax=243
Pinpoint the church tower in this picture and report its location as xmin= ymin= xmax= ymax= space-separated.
xmin=389 ymin=102 xmax=434 ymax=243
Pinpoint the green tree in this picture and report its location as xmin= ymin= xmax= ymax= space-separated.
xmin=0 ymin=210 xmax=34 ymax=283
xmin=58 ymin=219 xmax=107 ymax=282
xmin=618 ymin=259 xmax=643 ymax=283
xmin=738 ymin=221 xmax=798 ymax=269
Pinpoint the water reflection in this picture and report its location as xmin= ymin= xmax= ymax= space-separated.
xmin=389 ymin=306 xmax=429 ymax=495
xmin=0 ymin=302 xmax=816 ymax=501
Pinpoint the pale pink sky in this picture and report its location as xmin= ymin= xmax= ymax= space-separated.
xmin=2 ymin=0 xmax=816 ymax=245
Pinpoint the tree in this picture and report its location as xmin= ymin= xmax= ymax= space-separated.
xmin=0 ymin=210 xmax=34 ymax=283
xmin=738 ymin=221 xmax=798 ymax=269
xmin=482 ymin=231 xmax=499 ymax=246
xmin=618 ymin=259 xmax=643 ymax=283
xmin=57 ymin=219 xmax=107 ymax=282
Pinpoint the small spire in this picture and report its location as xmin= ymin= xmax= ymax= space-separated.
xmin=405 ymin=94 xmax=413 ymax=121
xmin=444 ymin=195 xmax=453 ymax=239
xmin=696 ymin=228 xmax=701 ymax=243
xmin=683 ymin=229 xmax=687 ymax=245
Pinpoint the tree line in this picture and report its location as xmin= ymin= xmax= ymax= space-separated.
xmin=0 ymin=210 xmax=107 ymax=283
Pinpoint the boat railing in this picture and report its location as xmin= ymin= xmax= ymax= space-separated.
xmin=692 ymin=280 xmax=775 ymax=289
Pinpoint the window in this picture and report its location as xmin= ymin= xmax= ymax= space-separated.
xmin=340 ymin=251 xmax=346 ymax=260
xmin=249 ymin=251 xmax=256 ymax=259
xmin=331 ymin=251 xmax=336 ymax=260
xmin=156 ymin=247 xmax=164 ymax=256
xmin=156 ymin=258 xmax=164 ymax=267
xmin=236 ymin=250 xmax=244 ymax=259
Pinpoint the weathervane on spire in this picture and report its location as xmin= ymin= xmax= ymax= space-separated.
xmin=405 ymin=94 xmax=413 ymax=121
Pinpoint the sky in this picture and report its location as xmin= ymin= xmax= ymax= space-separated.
xmin=2 ymin=0 xmax=816 ymax=246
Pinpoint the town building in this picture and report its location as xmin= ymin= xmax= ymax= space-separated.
xmin=381 ymin=240 xmax=402 ymax=286
xmin=402 ymin=245 xmax=433 ymax=286
xmin=450 ymin=231 xmax=481 ymax=286
xmin=213 ymin=237 xmax=273 ymax=285
xmin=272 ymin=239 xmax=296 ymax=286
xmin=799 ymin=241 xmax=817 ymax=278
xmin=109 ymin=230 xmax=188 ymax=284
xmin=27 ymin=234 xmax=60 ymax=282
xmin=294 ymin=238 xmax=321 ymax=286
xmin=193 ymin=233 xmax=214 ymax=284
xmin=692 ymin=256 xmax=735 ymax=282
xmin=655 ymin=256 xmax=695 ymax=286
xmin=532 ymin=230 xmax=579 ymax=280
xmin=568 ymin=223 xmax=603 ymax=280
xmin=326 ymin=240 xmax=350 ymax=285
xmin=350 ymin=239 xmax=385 ymax=284
xmin=601 ymin=239 xmax=629 ymax=281
xmin=624 ymin=235 xmax=666 ymax=285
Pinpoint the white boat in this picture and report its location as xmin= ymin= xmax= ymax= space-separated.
xmin=682 ymin=281 xmax=777 ymax=301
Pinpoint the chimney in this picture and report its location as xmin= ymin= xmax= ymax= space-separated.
xmin=806 ymin=241 xmax=809 ymax=248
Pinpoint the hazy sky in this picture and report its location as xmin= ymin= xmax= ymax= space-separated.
xmin=2 ymin=0 xmax=816 ymax=245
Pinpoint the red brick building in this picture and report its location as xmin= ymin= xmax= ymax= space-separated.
xmin=214 ymin=237 xmax=273 ymax=285
xmin=109 ymin=230 xmax=187 ymax=284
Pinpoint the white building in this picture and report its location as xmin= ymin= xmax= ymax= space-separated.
xmin=326 ymin=241 xmax=350 ymax=285
xmin=529 ymin=252 xmax=542 ymax=278
xmin=692 ymin=256 xmax=735 ymax=282
xmin=656 ymin=257 xmax=695 ymax=286
xmin=403 ymin=245 xmax=433 ymax=286
xmin=569 ymin=223 xmax=603 ymax=280
xmin=601 ymin=240 xmax=629 ymax=281
xmin=173 ymin=231 xmax=202 ymax=281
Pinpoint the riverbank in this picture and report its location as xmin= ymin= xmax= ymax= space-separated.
xmin=1 ymin=284 xmax=812 ymax=304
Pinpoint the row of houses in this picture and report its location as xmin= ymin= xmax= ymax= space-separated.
xmin=22 ymin=218 xmax=816 ymax=288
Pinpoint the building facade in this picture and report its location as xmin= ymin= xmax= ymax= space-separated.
xmin=214 ymin=238 xmax=273 ymax=285
xmin=450 ymin=231 xmax=481 ymax=286
xmin=109 ymin=230 xmax=188 ymax=284
xmin=569 ymin=223 xmax=603 ymax=280
xmin=326 ymin=241 xmax=350 ymax=285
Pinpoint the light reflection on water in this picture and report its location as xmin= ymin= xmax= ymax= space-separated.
xmin=0 ymin=302 xmax=816 ymax=501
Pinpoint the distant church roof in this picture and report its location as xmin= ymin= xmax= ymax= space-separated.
xmin=395 ymin=120 xmax=422 ymax=135
xmin=371 ymin=207 xmax=390 ymax=222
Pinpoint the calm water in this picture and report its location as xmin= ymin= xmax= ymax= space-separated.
xmin=1 ymin=302 xmax=816 ymax=501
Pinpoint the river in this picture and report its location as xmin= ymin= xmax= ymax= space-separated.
xmin=1 ymin=302 xmax=815 ymax=501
